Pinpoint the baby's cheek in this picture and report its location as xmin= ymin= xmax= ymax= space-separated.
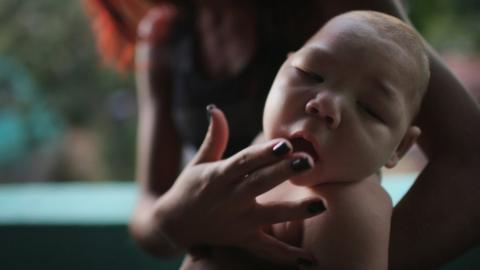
xmin=262 ymin=108 xmax=284 ymax=139
xmin=262 ymin=106 xmax=276 ymax=137
xmin=262 ymin=117 xmax=276 ymax=140
xmin=344 ymin=147 xmax=386 ymax=180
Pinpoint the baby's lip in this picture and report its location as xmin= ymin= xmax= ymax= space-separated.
xmin=288 ymin=131 xmax=320 ymax=162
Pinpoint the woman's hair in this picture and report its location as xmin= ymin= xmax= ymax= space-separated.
xmin=83 ymin=0 xmax=161 ymax=71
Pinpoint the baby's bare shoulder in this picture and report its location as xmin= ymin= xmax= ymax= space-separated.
xmin=302 ymin=178 xmax=393 ymax=269
xmin=313 ymin=177 xmax=392 ymax=215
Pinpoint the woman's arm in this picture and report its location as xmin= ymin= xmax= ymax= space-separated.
xmin=389 ymin=45 xmax=480 ymax=270
xmin=319 ymin=1 xmax=480 ymax=268
xmin=129 ymin=5 xmax=184 ymax=257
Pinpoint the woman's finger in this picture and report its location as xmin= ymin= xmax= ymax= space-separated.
xmin=222 ymin=139 xmax=293 ymax=180
xmin=238 ymin=153 xmax=314 ymax=198
xmin=242 ymin=232 xmax=316 ymax=267
xmin=254 ymin=198 xmax=326 ymax=225
xmin=189 ymin=105 xmax=229 ymax=165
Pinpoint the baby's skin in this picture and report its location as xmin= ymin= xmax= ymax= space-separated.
xmin=180 ymin=10 xmax=429 ymax=270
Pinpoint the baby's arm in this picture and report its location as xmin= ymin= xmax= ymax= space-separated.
xmin=303 ymin=175 xmax=393 ymax=270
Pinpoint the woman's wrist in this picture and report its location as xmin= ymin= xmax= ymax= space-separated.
xmin=152 ymin=189 xmax=196 ymax=251
xmin=129 ymin=193 xmax=187 ymax=258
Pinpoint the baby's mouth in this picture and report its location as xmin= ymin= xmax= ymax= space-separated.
xmin=290 ymin=137 xmax=320 ymax=162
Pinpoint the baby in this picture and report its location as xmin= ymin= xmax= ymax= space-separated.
xmin=180 ymin=10 xmax=430 ymax=270
xmin=260 ymin=10 xmax=430 ymax=269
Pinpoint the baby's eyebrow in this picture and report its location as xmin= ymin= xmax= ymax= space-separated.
xmin=301 ymin=46 xmax=335 ymax=63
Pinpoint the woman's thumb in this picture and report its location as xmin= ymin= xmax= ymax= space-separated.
xmin=190 ymin=105 xmax=229 ymax=165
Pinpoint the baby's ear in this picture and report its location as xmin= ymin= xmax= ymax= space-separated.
xmin=286 ymin=51 xmax=295 ymax=59
xmin=385 ymin=126 xmax=421 ymax=168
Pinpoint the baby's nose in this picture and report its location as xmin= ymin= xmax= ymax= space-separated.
xmin=305 ymin=92 xmax=341 ymax=129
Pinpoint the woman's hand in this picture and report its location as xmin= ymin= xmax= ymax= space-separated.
xmin=155 ymin=105 xmax=325 ymax=266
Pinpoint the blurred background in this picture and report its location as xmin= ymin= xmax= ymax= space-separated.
xmin=0 ymin=0 xmax=479 ymax=182
xmin=0 ymin=0 xmax=137 ymax=182
xmin=0 ymin=1 xmax=479 ymax=269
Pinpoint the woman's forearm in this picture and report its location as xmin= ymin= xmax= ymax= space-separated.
xmin=129 ymin=97 xmax=184 ymax=257
xmin=134 ymin=102 xmax=181 ymax=195
xmin=130 ymin=11 xmax=184 ymax=255
xmin=389 ymin=46 xmax=480 ymax=270
xmin=390 ymin=158 xmax=480 ymax=270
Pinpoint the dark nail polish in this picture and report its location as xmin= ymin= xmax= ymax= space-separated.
xmin=308 ymin=201 xmax=326 ymax=214
xmin=297 ymin=258 xmax=314 ymax=267
xmin=206 ymin=104 xmax=216 ymax=121
xmin=273 ymin=141 xmax=290 ymax=156
xmin=291 ymin=158 xmax=312 ymax=172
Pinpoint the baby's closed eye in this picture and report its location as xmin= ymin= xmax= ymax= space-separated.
xmin=356 ymin=101 xmax=385 ymax=123
xmin=294 ymin=67 xmax=325 ymax=83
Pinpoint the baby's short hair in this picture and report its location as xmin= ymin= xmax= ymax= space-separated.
xmin=340 ymin=11 xmax=430 ymax=118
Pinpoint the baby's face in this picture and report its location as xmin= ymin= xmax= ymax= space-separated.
xmin=263 ymin=17 xmax=420 ymax=186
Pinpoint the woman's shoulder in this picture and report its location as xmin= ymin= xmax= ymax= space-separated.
xmin=137 ymin=4 xmax=186 ymax=44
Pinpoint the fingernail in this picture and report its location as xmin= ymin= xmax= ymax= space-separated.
xmin=206 ymin=104 xmax=216 ymax=121
xmin=308 ymin=201 xmax=326 ymax=214
xmin=291 ymin=158 xmax=312 ymax=172
xmin=273 ymin=141 xmax=290 ymax=156
xmin=297 ymin=258 xmax=314 ymax=267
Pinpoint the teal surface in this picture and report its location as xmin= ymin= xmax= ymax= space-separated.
xmin=0 ymin=175 xmax=415 ymax=225
xmin=0 ymin=182 xmax=137 ymax=224
xmin=0 ymin=176 xmax=478 ymax=269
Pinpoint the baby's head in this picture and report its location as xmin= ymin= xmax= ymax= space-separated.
xmin=263 ymin=11 xmax=430 ymax=186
